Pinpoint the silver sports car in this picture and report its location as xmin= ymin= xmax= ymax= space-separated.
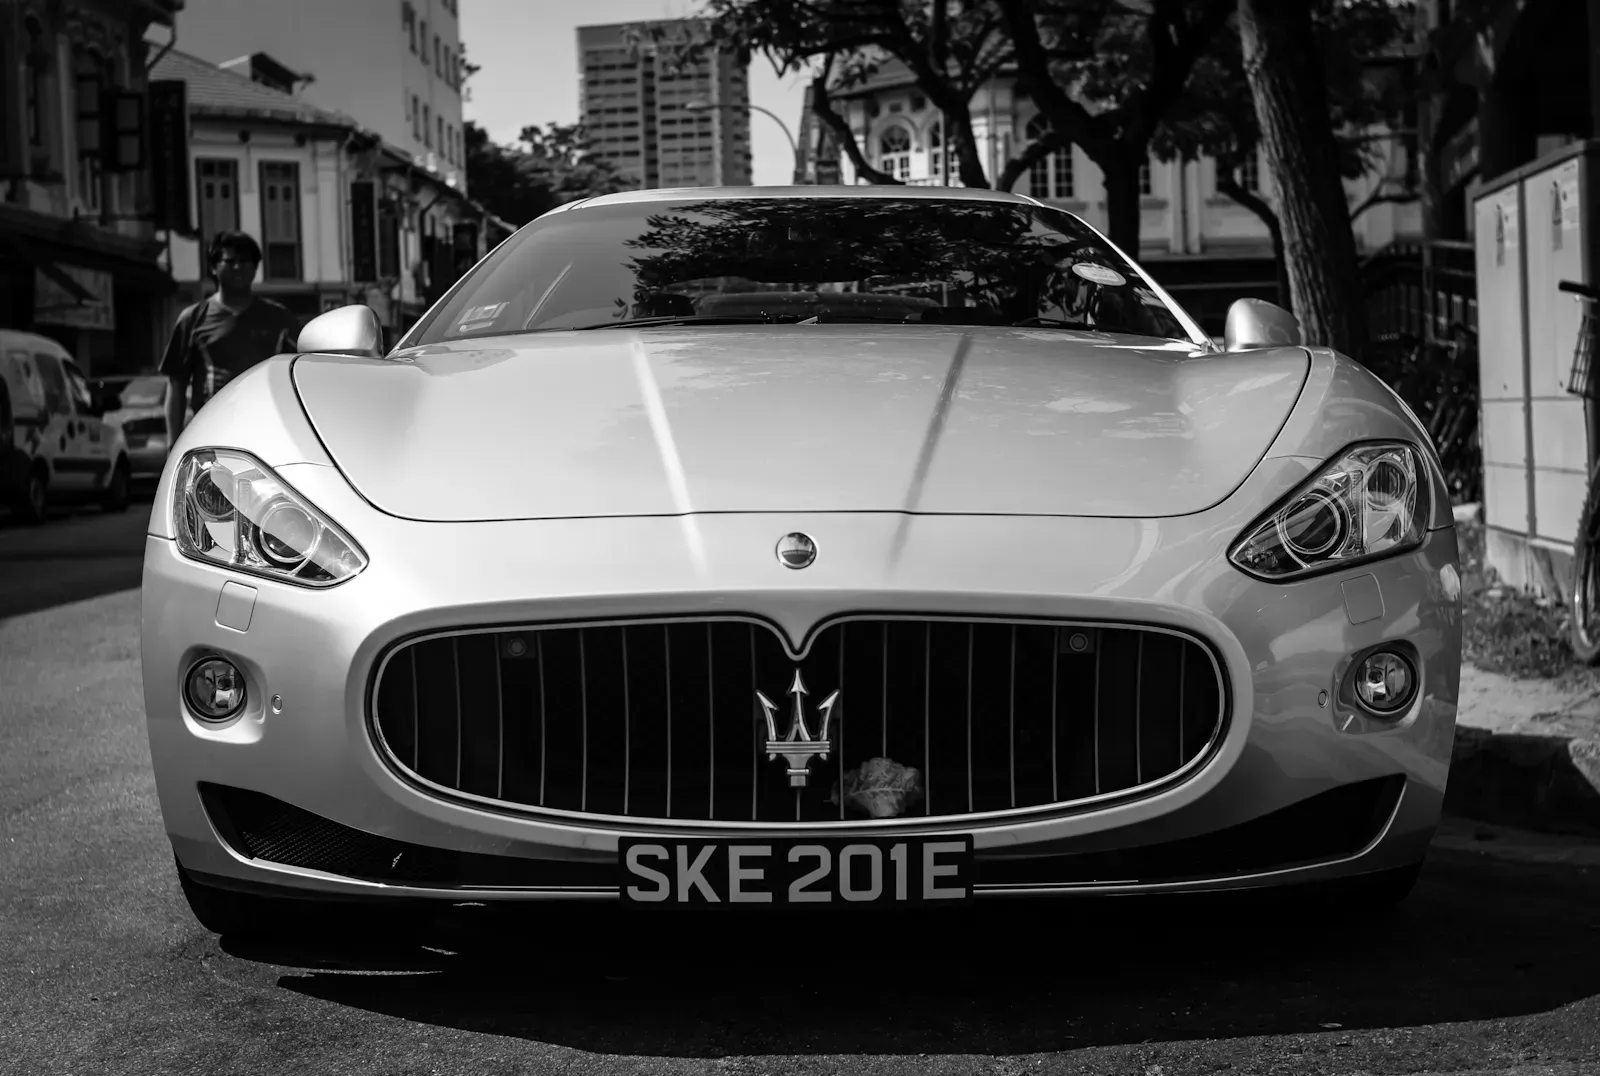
xmin=141 ymin=186 xmax=1462 ymax=935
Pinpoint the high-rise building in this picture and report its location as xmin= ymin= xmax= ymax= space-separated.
xmin=577 ymin=19 xmax=751 ymax=189
xmin=170 ymin=0 xmax=468 ymax=194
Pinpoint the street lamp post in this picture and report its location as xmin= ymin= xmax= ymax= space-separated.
xmin=683 ymin=98 xmax=805 ymax=184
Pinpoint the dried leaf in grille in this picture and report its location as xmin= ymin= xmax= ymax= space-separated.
xmin=830 ymin=757 xmax=925 ymax=819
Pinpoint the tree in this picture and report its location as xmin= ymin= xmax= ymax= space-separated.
xmin=457 ymin=43 xmax=483 ymax=102
xmin=994 ymin=0 xmax=1236 ymax=252
xmin=1149 ymin=0 xmax=1418 ymax=318
xmin=464 ymin=121 xmax=629 ymax=227
xmin=1235 ymin=0 xmax=1371 ymax=359
xmin=628 ymin=2 xmax=1016 ymax=189
xmin=640 ymin=1 xmax=1233 ymax=252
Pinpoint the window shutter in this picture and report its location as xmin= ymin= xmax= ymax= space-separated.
xmin=76 ymin=68 xmax=101 ymax=156
xmin=148 ymin=80 xmax=192 ymax=234
xmin=102 ymin=88 xmax=145 ymax=172
xmin=0 ymin=7 xmax=24 ymax=178
xmin=350 ymin=180 xmax=377 ymax=283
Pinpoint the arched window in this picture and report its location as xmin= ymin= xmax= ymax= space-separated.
xmin=928 ymin=122 xmax=943 ymax=181
xmin=1024 ymin=115 xmax=1071 ymax=200
xmin=877 ymin=123 xmax=912 ymax=180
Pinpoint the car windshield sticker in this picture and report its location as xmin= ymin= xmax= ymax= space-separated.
xmin=1072 ymin=263 xmax=1127 ymax=287
xmin=457 ymin=302 xmax=508 ymax=333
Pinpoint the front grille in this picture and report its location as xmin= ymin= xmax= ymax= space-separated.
xmin=370 ymin=617 xmax=1227 ymax=824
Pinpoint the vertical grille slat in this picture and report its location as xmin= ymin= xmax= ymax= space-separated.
xmin=1008 ymin=625 xmax=1017 ymax=810
xmin=1050 ymin=627 xmax=1059 ymax=803
xmin=495 ymin=642 xmax=505 ymax=800
xmin=374 ymin=618 xmax=1225 ymax=824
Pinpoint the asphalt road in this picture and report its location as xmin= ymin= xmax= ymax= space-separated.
xmin=3 ymin=509 xmax=1600 ymax=1075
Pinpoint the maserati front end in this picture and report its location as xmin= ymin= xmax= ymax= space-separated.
xmin=140 ymin=186 xmax=1462 ymax=936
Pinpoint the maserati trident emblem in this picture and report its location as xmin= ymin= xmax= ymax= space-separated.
xmin=775 ymin=532 xmax=817 ymax=569
xmin=755 ymin=670 xmax=839 ymax=788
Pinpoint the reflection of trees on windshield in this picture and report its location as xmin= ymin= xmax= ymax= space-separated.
xmin=613 ymin=199 xmax=1183 ymax=336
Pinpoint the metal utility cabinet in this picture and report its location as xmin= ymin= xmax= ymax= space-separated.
xmin=1473 ymin=140 xmax=1600 ymax=595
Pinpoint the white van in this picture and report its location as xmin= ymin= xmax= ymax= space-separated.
xmin=0 ymin=330 xmax=132 ymax=523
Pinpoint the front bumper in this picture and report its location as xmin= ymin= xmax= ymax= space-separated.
xmin=141 ymin=457 xmax=1463 ymax=902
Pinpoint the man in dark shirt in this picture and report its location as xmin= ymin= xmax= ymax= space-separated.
xmin=160 ymin=231 xmax=301 ymax=437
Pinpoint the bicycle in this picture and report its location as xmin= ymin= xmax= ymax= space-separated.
xmin=1559 ymin=278 xmax=1600 ymax=662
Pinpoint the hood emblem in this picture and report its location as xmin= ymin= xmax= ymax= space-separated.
xmin=776 ymin=532 xmax=817 ymax=569
xmin=756 ymin=670 xmax=839 ymax=788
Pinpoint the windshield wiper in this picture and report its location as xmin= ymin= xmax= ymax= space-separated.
xmin=566 ymin=314 xmax=776 ymax=330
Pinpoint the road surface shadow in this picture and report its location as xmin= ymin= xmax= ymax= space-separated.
xmin=223 ymin=850 xmax=1600 ymax=1057
xmin=0 ymin=490 xmax=154 ymax=620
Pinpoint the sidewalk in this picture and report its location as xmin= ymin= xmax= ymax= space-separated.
xmin=1452 ymin=662 xmax=1600 ymax=838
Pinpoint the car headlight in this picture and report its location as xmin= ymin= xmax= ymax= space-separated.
xmin=173 ymin=448 xmax=367 ymax=587
xmin=1229 ymin=441 xmax=1429 ymax=581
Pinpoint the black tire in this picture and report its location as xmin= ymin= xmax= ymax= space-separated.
xmin=11 ymin=463 xmax=47 ymax=525
xmin=101 ymin=457 xmax=130 ymax=513
xmin=1570 ymin=460 xmax=1600 ymax=664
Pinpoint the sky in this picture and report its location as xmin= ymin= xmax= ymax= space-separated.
xmin=459 ymin=0 xmax=813 ymax=185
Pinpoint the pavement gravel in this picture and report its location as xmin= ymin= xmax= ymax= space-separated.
xmin=2 ymin=505 xmax=1599 ymax=1076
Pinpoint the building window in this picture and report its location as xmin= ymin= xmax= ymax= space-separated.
xmin=402 ymin=2 xmax=415 ymax=53
xmin=1138 ymin=160 xmax=1153 ymax=196
xmin=259 ymin=161 xmax=302 ymax=281
xmin=928 ymin=123 xmax=943 ymax=181
xmin=1024 ymin=116 xmax=1071 ymax=200
xmin=434 ymin=35 xmax=441 ymax=74
xmin=74 ymin=50 xmax=110 ymax=213
xmin=1236 ymin=151 xmax=1260 ymax=192
xmin=877 ymin=123 xmax=912 ymax=181
xmin=444 ymin=47 xmax=453 ymax=89
xmin=195 ymin=158 xmax=241 ymax=263
xmin=420 ymin=20 xmax=428 ymax=65
xmin=422 ymin=103 xmax=431 ymax=147
xmin=24 ymin=19 xmax=48 ymax=154
xmin=411 ymin=94 xmax=420 ymax=140
xmin=436 ymin=115 xmax=444 ymax=156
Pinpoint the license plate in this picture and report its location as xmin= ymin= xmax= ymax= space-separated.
xmin=618 ymin=837 xmax=974 ymax=908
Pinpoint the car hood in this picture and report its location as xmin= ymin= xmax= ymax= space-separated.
xmin=292 ymin=326 xmax=1309 ymax=521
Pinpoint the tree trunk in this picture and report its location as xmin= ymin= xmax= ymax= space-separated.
xmin=1237 ymin=0 xmax=1367 ymax=359
xmin=1099 ymin=148 xmax=1143 ymax=254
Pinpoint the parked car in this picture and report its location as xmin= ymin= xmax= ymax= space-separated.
xmin=0 ymin=330 xmax=132 ymax=522
xmin=92 ymin=373 xmax=186 ymax=481
xmin=142 ymin=186 xmax=1463 ymax=937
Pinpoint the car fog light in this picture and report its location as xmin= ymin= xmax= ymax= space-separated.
xmin=185 ymin=658 xmax=246 ymax=721
xmin=1354 ymin=650 xmax=1415 ymax=714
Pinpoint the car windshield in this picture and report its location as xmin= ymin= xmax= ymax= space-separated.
xmin=116 ymin=376 xmax=168 ymax=407
xmin=405 ymin=197 xmax=1200 ymax=346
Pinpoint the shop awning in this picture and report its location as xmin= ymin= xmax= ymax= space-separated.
xmin=0 ymin=229 xmax=96 ymax=304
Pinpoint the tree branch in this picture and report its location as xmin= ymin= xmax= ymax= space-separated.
xmin=997 ymin=129 xmax=1072 ymax=193
xmin=994 ymin=0 xmax=1111 ymax=160
xmin=1349 ymin=185 xmax=1418 ymax=223
xmin=1127 ymin=0 xmax=1235 ymax=148
xmin=811 ymin=53 xmax=902 ymax=185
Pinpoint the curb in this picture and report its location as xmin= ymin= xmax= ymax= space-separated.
xmin=1447 ymin=726 xmax=1600 ymax=839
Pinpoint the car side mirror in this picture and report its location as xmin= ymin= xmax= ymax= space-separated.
xmin=1223 ymin=298 xmax=1304 ymax=351
xmin=296 ymin=304 xmax=385 ymax=358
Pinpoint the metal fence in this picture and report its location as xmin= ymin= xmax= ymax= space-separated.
xmin=1362 ymin=237 xmax=1478 ymax=342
